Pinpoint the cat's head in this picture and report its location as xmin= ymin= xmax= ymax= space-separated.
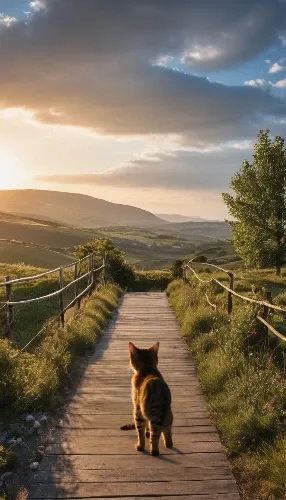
xmin=129 ymin=342 xmax=159 ymax=373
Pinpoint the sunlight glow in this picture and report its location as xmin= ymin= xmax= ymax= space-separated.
xmin=0 ymin=150 xmax=23 ymax=189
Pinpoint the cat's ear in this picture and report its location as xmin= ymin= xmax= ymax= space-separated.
xmin=129 ymin=342 xmax=137 ymax=355
xmin=150 ymin=342 xmax=159 ymax=353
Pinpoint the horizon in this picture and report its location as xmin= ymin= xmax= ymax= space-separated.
xmin=1 ymin=1 xmax=286 ymax=219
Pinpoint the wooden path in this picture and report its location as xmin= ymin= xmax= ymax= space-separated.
xmin=29 ymin=293 xmax=240 ymax=499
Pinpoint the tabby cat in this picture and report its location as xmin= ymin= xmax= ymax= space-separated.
xmin=129 ymin=341 xmax=173 ymax=456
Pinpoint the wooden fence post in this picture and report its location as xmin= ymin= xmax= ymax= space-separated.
xmin=183 ymin=267 xmax=186 ymax=283
xmin=228 ymin=272 xmax=234 ymax=314
xmin=102 ymin=254 xmax=106 ymax=286
xmin=74 ymin=262 xmax=80 ymax=309
xmin=89 ymin=254 xmax=94 ymax=295
xmin=5 ymin=276 xmax=14 ymax=341
xmin=58 ymin=268 xmax=65 ymax=327
xmin=263 ymin=291 xmax=272 ymax=342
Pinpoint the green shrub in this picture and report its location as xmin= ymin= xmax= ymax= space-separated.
xmin=133 ymin=270 xmax=172 ymax=291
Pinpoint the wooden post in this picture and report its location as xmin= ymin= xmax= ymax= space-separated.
xmin=183 ymin=267 xmax=186 ymax=283
xmin=102 ymin=254 xmax=106 ymax=286
xmin=228 ymin=272 xmax=234 ymax=314
xmin=58 ymin=268 xmax=65 ymax=327
xmin=5 ymin=276 xmax=14 ymax=341
xmin=263 ymin=291 xmax=272 ymax=342
xmin=74 ymin=262 xmax=80 ymax=309
xmin=89 ymin=254 xmax=94 ymax=296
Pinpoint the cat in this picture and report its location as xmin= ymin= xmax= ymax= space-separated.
xmin=128 ymin=341 xmax=173 ymax=456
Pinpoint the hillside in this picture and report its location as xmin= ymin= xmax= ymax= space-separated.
xmin=0 ymin=190 xmax=163 ymax=228
xmin=157 ymin=214 xmax=207 ymax=223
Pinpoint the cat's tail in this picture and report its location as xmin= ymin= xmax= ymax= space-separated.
xmin=120 ymin=423 xmax=135 ymax=431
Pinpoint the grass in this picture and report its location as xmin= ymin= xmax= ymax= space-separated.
xmin=167 ymin=279 xmax=286 ymax=499
xmin=0 ymin=240 xmax=74 ymax=269
xmin=0 ymin=283 xmax=121 ymax=415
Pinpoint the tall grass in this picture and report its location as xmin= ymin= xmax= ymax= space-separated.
xmin=0 ymin=284 xmax=121 ymax=414
xmin=167 ymin=280 xmax=286 ymax=499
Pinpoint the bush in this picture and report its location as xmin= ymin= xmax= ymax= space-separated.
xmin=75 ymin=238 xmax=135 ymax=289
xmin=170 ymin=259 xmax=184 ymax=279
xmin=0 ymin=284 xmax=121 ymax=414
xmin=133 ymin=270 xmax=172 ymax=291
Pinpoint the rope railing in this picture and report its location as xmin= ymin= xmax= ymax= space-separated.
xmin=0 ymin=254 xmax=91 ymax=287
xmin=184 ymin=260 xmax=286 ymax=343
xmin=0 ymin=253 xmax=106 ymax=343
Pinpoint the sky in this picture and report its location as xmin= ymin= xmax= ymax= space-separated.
xmin=0 ymin=0 xmax=286 ymax=219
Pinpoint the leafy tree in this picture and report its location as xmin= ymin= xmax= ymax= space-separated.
xmin=192 ymin=255 xmax=208 ymax=263
xmin=75 ymin=238 xmax=135 ymax=288
xmin=222 ymin=130 xmax=286 ymax=276
xmin=170 ymin=259 xmax=185 ymax=279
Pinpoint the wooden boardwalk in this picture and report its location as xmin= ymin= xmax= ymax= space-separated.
xmin=29 ymin=292 xmax=240 ymax=499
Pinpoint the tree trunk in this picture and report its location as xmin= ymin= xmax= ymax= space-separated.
xmin=276 ymin=265 xmax=281 ymax=277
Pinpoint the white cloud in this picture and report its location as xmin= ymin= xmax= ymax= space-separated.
xmin=29 ymin=1 xmax=46 ymax=10
xmin=245 ymin=78 xmax=286 ymax=90
xmin=0 ymin=15 xmax=17 ymax=27
xmin=274 ymin=79 xmax=286 ymax=88
xmin=269 ymin=62 xmax=284 ymax=73
xmin=244 ymin=79 xmax=271 ymax=90
xmin=183 ymin=44 xmax=223 ymax=64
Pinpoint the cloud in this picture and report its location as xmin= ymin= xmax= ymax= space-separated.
xmin=29 ymin=1 xmax=46 ymax=10
xmin=245 ymin=78 xmax=286 ymax=90
xmin=37 ymin=144 xmax=253 ymax=192
xmin=0 ymin=0 xmax=286 ymax=146
xmin=274 ymin=79 xmax=286 ymax=88
xmin=0 ymin=14 xmax=17 ymax=27
xmin=269 ymin=62 xmax=284 ymax=73
xmin=244 ymin=79 xmax=271 ymax=90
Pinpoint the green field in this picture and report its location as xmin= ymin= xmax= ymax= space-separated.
xmin=0 ymin=240 xmax=74 ymax=268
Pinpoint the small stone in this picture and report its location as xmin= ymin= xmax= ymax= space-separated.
xmin=1 ymin=471 xmax=12 ymax=480
xmin=25 ymin=415 xmax=35 ymax=424
xmin=39 ymin=415 xmax=47 ymax=424
xmin=16 ymin=437 xmax=23 ymax=445
xmin=29 ymin=462 xmax=40 ymax=471
xmin=33 ymin=421 xmax=41 ymax=429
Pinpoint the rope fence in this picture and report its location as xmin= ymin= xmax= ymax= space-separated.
xmin=183 ymin=259 xmax=286 ymax=344
xmin=0 ymin=253 xmax=106 ymax=347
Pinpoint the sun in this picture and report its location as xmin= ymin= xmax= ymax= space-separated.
xmin=0 ymin=149 xmax=23 ymax=189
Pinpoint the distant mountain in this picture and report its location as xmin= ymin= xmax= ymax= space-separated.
xmin=157 ymin=214 xmax=208 ymax=223
xmin=0 ymin=190 xmax=162 ymax=228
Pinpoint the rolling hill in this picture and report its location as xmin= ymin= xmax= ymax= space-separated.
xmin=0 ymin=190 xmax=163 ymax=228
xmin=157 ymin=214 xmax=207 ymax=223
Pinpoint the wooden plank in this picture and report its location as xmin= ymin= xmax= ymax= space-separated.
xmin=59 ymin=415 xmax=212 ymax=428
xmin=53 ymin=429 xmax=218 ymax=439
xmin=39 ymin=453 xmax=229 ymax=470
xmin=46 ymin=439 xmax=223 ymax=455
xmin=28 ymin=479 xmax=239 ymax=498
xmin=52 ymin=425 xmax=219 ymax=442
xmin=33 ymin=466 xmax=233 ymax=483
xmin=29 ymin=495 xmax=240 ymax=500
